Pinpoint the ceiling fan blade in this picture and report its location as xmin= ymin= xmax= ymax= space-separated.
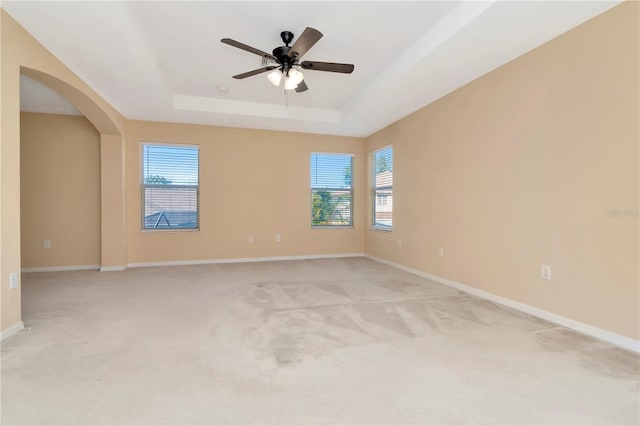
xmin=288 ymin=27 xmax=323 ymax=59
xmin=221 ymin=38 xmax=277 ymax=62
xmin=295 ymin=80 xmax=308 ymax=93
xmin=300 ymin=61 xmax=354 ymax=74
xmin=232 ymin=66 xmax=277 ymax=79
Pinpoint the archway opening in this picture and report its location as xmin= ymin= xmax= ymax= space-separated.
xmin=19 ymin=74 xmax=102 ymax=272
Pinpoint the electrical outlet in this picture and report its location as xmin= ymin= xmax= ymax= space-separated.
xmin=275 ymin=234 xmax=281 ymax=242
xmin=43 ymin=240 xmax=51 ymax=249
xmin=438 ymin=248 xmax=444 ymax=257
xmin=541 ymin=264 xmax=551 ymax=280
xmin=248 ymin=235 xmax=254 ymax=243
xmin=9 ymin=272 xmax=18 ymax=289
xmin=397 ymin=239 xmax=402 ymax=247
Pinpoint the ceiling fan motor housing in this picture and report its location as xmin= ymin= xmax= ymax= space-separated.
xmin=273 ymin=45 xmax=293 ymax=64
xmin=273 ymin=31 xmax=295 ymax=71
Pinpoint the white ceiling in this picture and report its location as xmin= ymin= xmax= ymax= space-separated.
xmin=20 ymin=74 xmax=81 ymax=116
xmin=6 ymin=1 xmax=620 ymax=137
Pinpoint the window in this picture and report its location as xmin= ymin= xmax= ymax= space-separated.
xmin=310 ymin=153 xmax=353 ymax=227
xmin=371 ymin=145 xmax=393 ymax=229
xmin=377 ymin=194 xmax=389 ymax=206
xmin=141 ymin=143 xmax=199 ymax=230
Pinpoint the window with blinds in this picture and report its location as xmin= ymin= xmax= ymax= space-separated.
xmin=310 ymin=153 xmax=353 ymax=227
xmin=371 ymin=145 xmax=393 ymax=229
xmin=141 ymin=143 xmax=199 ymax=230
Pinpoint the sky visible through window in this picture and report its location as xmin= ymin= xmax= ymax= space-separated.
xmin=310 ymin=153 xmax=352 ymax=189
xmin=143 ymin=145 xmax=198 ymax=185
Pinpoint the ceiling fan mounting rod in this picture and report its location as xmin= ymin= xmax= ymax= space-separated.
xmin=280 ymin=31 xmax=294 ymax=46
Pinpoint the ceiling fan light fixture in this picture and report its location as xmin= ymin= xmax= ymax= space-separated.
xmin=290 ymin=68 xmax=304 ymax=85
xmin=284 ymin=77 xmax=297 ymax=91
xmin=284 ymin=68 xmax=304 ymax=90
xmin=267 ymin=69 xmax=283 ymax=86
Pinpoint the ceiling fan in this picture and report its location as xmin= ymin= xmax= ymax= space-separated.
xmin=221 ymin=27 xmax=354 ymax=93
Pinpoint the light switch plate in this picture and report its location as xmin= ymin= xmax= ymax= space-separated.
xmin=9 ymin=272 xmax=18 ymax=289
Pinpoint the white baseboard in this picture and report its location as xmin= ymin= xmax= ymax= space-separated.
xmin=365 ymin=255 xmax=640 ymax=353
xmin=99 ymin=265 xmax=127 ymax=272
xmin=22 ymin=264 xmax=100 ymax=273
xmin=128 ymin=253 xmax=365 ymax=268
xmin=1 ymin=321 xmax=24 ymax=342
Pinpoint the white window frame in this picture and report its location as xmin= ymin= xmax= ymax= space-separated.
xmin=140 ymin=142 xmax=200 ymax=232
xmin=370 ymin=145 xmax=393 ymax=231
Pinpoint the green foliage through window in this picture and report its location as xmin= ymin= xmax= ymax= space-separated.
xmin=312 ymin=191 xmax=334 ymax=225
xmin=144 ymin=175 xmax=172 ymax=185
xmin=310 ymin=153 xmax=353 ymax=227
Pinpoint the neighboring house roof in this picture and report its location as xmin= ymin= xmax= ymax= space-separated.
xmin=144 ymin=211 xmax=197 ymax=229
xmin=143 ymin=186 xmax=198 ymax=228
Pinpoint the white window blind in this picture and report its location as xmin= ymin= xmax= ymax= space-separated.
xmin=141 ymin=143 xmax=199 ymax=230
xmin=310 ymin=153 xmax=353 ymax=227
xmin=371 ymin=145 xmax=393 ymax=229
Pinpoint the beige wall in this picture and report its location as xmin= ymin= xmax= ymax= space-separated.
xmin=126 ymin=120 xmax=365 ymax=263
xmin=1 ymin=9 xmax=126 ymax=333
xmin=365 ymin=2 xmax=639 ymax=340
xmin=20 ymin=112 xmax=101 ymax=268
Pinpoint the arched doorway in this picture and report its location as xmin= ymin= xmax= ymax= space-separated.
xmin=1 ymin=8 xmax=128 ymax=337
xmin=20 ymin=74 xmax=102 ymax=271
xmin=17 ymin=68 xmax=127 ymax=271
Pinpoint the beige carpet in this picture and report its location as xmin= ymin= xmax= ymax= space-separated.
xmin=1 ymin=258 xmax=638 ymax=425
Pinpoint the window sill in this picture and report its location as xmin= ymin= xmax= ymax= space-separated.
xmin=311 ymin=225 xmax=354 ymax=230
xmin=141 ymin=228 xmax=200 ymax=233
xmin=369 ymin=225 xmax=392 ymax=233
